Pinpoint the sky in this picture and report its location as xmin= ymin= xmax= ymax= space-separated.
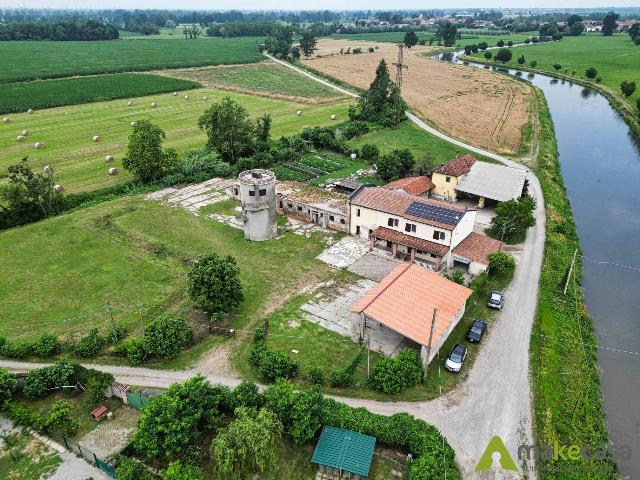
xmin=3 ymin=1 xmax=640 ymax=10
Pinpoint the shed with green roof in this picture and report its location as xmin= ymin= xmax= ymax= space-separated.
xmin=311 ymin=425 xmax=376 ymax=479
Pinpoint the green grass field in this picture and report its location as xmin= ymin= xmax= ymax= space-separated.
xmin=0 ymin=37 xmax=264 ymax=83
xmin=329 ymin=31 xmax=535 ymax=47
xmin=0 ymin=90 xmax=351 ymax=193
xmin=0 ymin=431 xmax=61 ymax=480
xmin=470 ymin=33 xmax=640 ymax=107
xmin=348 ymin=121 xmax=493 ymax=169
xmin=0 ymin=195 xmax=333 ymax=342
xmin=0 ymin=74 xmax=199 ymax=114
xmin=171 ymin=62 xmax=344 ymax=100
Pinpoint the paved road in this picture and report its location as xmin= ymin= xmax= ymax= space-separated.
xmin=1 ymin=57 xmax=546 ymax=479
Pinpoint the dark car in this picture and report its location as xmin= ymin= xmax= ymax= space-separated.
xmin=445 ymin=343 xmax=467 ymax=373
xmin=467 ymin=320 xmax=487 ymax=343
xmin=488 ymin=291 xmax=504 ymax=310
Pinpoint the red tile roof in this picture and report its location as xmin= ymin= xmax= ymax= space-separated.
xmin=350 ymin=187 xmax=467 ymax=231
xmin=433 ymin=154 xmax=477 ymax=177
xmin=383 ymin=176 xmax=434 ymax=196
xmin=351 ymin=264 xmax=473 ymax=347
xmin=371 ymin=226 xmax=449 ymax=257
xmin=453 ymin=232 xmax=504 ymax=265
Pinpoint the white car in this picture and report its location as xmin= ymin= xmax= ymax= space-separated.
xmin=488 ymin=291 xmax=504 ymax=310
xmin=445 ymin=344 xmax=467 ymax=373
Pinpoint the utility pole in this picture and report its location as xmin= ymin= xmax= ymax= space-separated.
xmin=106 ymin=302 xmax=117 ymax=343
xmin=367 ymin=337 xmax=371 ymax=379
xmin=137 ymin=303 xmax=145 ymax=336
xmin=393 ymin=43 xmax=408 ymax=90
xmin=564 ymin=248 xmax=578 ymax=295
xmin=424 ymin=308 xmax=437 ymax=376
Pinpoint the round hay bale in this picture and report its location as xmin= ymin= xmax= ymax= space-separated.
xmin=127 ymin=101 xmax=133 ymax=106
xmin=27 ymin=109 xmax=34 ymax=114
xmin=2 ymin=117 xmax=10 ymax=123
xmin=54 ymin=184 xmax=64 ymax=193
xmin=130 ymin=121 xmax=137 ymax=127
xmin=184 ymin=95 xmax=189 ymax=100
xmin=351 ymin=153 xmax=357 ymax=160
xmin=43 ymin=165 xmax=54 ymax=174
xmin=330 ymin=114 xmax=337 ymax=120
xmin=16 ymin=135 xmax=25 ymax=142
xmin=22 ymin=129 xmax=29 ymax=136
xmin=105 ymin=155 xmax=114 ymax=162
xmin=296 ymin=110 xmax=302 ymax=116
xmin=108 ymin=167 xmax=118 ymax=175
xmin=34 ymin=142 xmax=44 ymax=149
xmin=92 ymin=135 xmax=100 ymax=142
xmin=172 ymin=92 xmax=178 ymax=96
xmin=151 ymin=102 xmax=157 ymax=108
xmin=203 ymin=96 xmax=208 ymax=101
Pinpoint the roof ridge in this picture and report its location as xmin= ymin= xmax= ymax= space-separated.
xmin=358 ymin=263 xmax=412 ymax=313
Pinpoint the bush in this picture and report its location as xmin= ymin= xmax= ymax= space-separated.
xmin=305 ymin=365 xmax=325 ymax=385
xmin=484 ymin=51 xmax=492 ymax=60
xmin=258 ymin=349 xmax=299 ymax=381
xmin=232 ymin=380 xmax=264 ymax=409
xmin=530 ymin=60 xmax=538 ymax=68
xmin=126 ymin=337 xmax=148 ymax=365
xmin=507 ymin=40 xmax=514 ymax=47
xmin=115 ymin=456 xmax=155 ymax=480
xmin=144 ymin=314 xmax=193 ymax=359
xmin=496 ymin=40 xmax=505 ymax=47
xmin=478 ymin=41 xmax=488 ymax=50
xmin=289 ymin=386 xmax=324 ymax=444
xmin=340 ymin=120 xmax=370 ymax=140
xmin=361 ymin=143 xmax=380 ymax=161
xmin=23 ymin=360 xmax=75 ymax=399
xmin=85 ymin=371 xmax=115 ymax=408
xmin=553 ymin=63 xmax=562 ymax=71
xmin=74 ymin=328 xmax=106 ymax=358
xmin=162 ymin=460 xmax=203 ymax=480
xmin=488 ymin=251 xmax=516 ymax=275
xmin=329 ymin=349 xmax=364 ymax=387
xmin=620 ymin=80 xmax=637 ymax=97
xmin=445 ymin=270 xmax=465 ymax=285
xmin=187 ymin=253 xmax=244 ymax=317
xmin=44 ymin=400 xmax=80 ymax=436
xmin=585 ymin=67 xmax=598 ymax=79
xmin=494 ymin=48 xmax=512 ymax=63
xmin=32 ymin=334 xmax=60 ymax=358
xmin=0 ymin=367 xmax=17 ymax=404
xmin=637 ymin=97 xmax=640 ymax=113
xmin=5 ymin=402 xmax=46 ymax=431
xmin=1 ymin=340 xmax=33 ymax=359
xmin=369 ymin=349 xmax=423 ymax=395
xmin=376 ymin=149 xmax=415 ymax=181
xmin=517 ymin=55 xmax=525 ymax=65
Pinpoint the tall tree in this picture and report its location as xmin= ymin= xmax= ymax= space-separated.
xmin=264 ymin=25 xmax=293 ymax=58
xmin=403 ymin=30 xmax=418 ymax=48
xmin=255 ymin=113 xmax=272 ymax=142
xmin=434 ymin=20 xmax=458 ymax=47
xmin=299 ymin=31 xmax=317 ymax=57
xmin=197 ymin=97 xmax=255 ymax=164
xmin=187 ymin=252 xmax=244 ymax=317
xmin=602 ymin=12 xmax=619 ymax=36
xmin=122 ymin=120 xmax=178 ymax=183
xmin=357 ymin=59 xmax=406 ymax=126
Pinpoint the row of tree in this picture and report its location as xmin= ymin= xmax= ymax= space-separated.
xmin=0 ymin=20 xmax=119 ymax=41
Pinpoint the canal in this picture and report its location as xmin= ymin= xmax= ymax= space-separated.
xmin=438 ymin=51 xmax=640 ymax=478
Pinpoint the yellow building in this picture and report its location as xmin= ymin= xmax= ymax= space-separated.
xmin=430 ymin=154 xmax=477 ymax=201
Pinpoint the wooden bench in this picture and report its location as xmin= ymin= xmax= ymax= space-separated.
xmin=89 ymin=405 xmax=108 ymax=421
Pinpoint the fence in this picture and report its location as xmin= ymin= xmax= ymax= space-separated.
xmin=126 ymin=391 xmax=151 ymax=411
xmin=50 ymin=432 xmax=117 ymax=479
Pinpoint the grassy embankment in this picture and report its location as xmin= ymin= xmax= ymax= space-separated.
xmin=0 ymin=430 xmax=61 ymax=479
xmin=0 ymin=37 xmax=264 ymax=83
xmin=0 ymin=74 xmax=198 ymax=114
xmin=531 ymin=89 xmax=618 ymax=478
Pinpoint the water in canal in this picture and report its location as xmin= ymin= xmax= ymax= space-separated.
xmin=437 ymin=52 xmax=640 ymax=478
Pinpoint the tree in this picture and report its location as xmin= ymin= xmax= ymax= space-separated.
xmin=361 ymin=144 xmax=380 ymax=161
xmin=0 ymin=158 xmax=64 ymax=229
xmin=488 ymin=251 xmax=516 ymax=275
xmin=0 ymin=368 xmax=17 ymax=404
xmin=212 ymin=407 xmax=283 ymax=479
xmin=165 ymin=20 xmax=176 ymax=29
xmin=496 ymin=39 xmax=505 ymax=47
xmin=134 ymin=376 xmax=226 ymax=457
xmin=517 ymin=55 xmax=525 ymax=65
xmin=375 ymin=149 xmax=415 ymax=181
xmin=620 ymin=80 xmax=637 ymax=97
xmin=299 ymin=31 xmax=317 ymax=57
xmin=44 ymin=400 xmax=79 ymax=436
xmin=530 ymin=60 xmax=538 ymax=68
xmin=369 ymin=349 xmax=422 ymax=394
xmin=477 ymin=41 xmax=488 ymax=50
xmin=553 ymin=63 xmax=562 ymax=71
xmin=264 ymin=25 xmax=293 ymax=58
xmin=289 ymin=387 xmax=324 ymax=444
xmin=569 ymin=22 xmax=585 ymax=36
xmin=484 ymin=51 xmax=493 ymax=60
xmin=602 ymin=12 xmax=619 ymax=36
xmin=629 ymin=23 xmax=640 ymax=43
xmin=585 ymin=67 xmax=598 ymax=79
xmin=356 ymin=59 xmax=406 ymax=126
xmin=433 ymin=21 xmax=457 ymax=47
xmin=144 ymin=315 xmax=193 ymax=359
xmin=197 ymin=97 xmax=255 ymax=164
xmin=85 ymin=371 xmax=115 ymax=408
xmin=115 ymin=456 xmax=155 ymax=480
xmin=539 ymin=22 xmax=559 ymax=38
xmin=232 ymin=380 xmax=264 ymax=409
xmin=187 ymin=252 xmax=244 ymax=317
xmin=567 ymin=14 xmax=583 ymax=27
xmin=162 ymin=461 xmax=203 ymax=480
xmin=32 ymin=333 xmax=59 ymax=358
xmin=488 ymin=196 xmax=536 ymax=243
xmin=122 ymin=120 xmax=178 ymax=183
xmin=495 ymin=48 xmax=513 ymax=62
xmin=404 ymin=30 xmax=418 ymax=48
xmin=255 ymin=113 xmax=272 ymax=143
xmin=637 ymin=97 xmax=640 ymax=113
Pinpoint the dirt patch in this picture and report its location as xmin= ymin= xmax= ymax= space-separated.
xmin=303 ymin=39 xmax=533 ymax=155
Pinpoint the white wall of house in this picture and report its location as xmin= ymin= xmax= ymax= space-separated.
xmin=420 ymin=303 xmax=466 ymax=367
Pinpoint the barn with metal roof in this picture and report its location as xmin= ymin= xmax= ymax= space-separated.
xmin=455 ymin=162 xmax=527 ymax=205
xmin=311 ymin=426 xmax=376 ymax=479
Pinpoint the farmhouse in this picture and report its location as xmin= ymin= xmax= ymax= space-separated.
xmin=383 ymin=175 xmax=434 ymax=197
xmin=452 ymin=232 xmax=504 ymax=274
xmin=430 ymin=154 xmax=477 ymax=201
xmin=349 ymin=186 xmax=475 ymax=270
xmin=276 ymin=181 xmax=349 ymax=232
xmin=454 ymin=161 xmax=527 ymax=207
xmin=351 ymin=263 xmax=473 ymax=366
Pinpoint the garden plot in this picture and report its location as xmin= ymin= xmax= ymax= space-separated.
xmin=144 ymin=177 xmax=234 ymax=214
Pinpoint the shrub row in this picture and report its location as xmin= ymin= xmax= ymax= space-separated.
xmin=329 ymin=349 xmax=365 ymax=387
xmin=369 ymin=348 xmax=423 ymax=395
xmin=249 ymin=323 xmax=299 ymax=381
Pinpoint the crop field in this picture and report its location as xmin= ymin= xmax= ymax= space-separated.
xmin=272 ymin=151 xmax=367 ymax=183
xmin=163 ymin=61 xmax=345 ymax=103
xmin=0 ymin=37 xmax=264 ymax=83
xmin=0 ymin=74 xmax=199 ymax=114
xmin=0 ymin=196 xmax=332 ymax=341
xmin=470 ymin=33 xmax=640 ymax=107
xmin=0 ymin=90 xmax=351 ymax=193
xmin=304 ymin=39 xmax=533 ymax=154
xmin=329 ymin=31 xmax=536 ymax=46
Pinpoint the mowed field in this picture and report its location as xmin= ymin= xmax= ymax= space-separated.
xmin=329 ymin=31 xmax=535 ymax=46
xmin=163 ymin=61 xmax=346 ymax=103
xmin=304 ymin=39 xmax=533 ymax=154
xmin=0 ymin=37 xmax=263 ymax=83
xmin=471 ymin=33 xmax=640 ymax=107
xmin=0 ymin=88 xmax=351 ymax=193
xmin=0 ymin=195 xmax=332 ymax=341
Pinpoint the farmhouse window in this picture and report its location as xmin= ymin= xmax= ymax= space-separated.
xmin=340 ymin=219 xmax=345 ymax=224
xmin=259 ymin=189 xmax=266 ymax=196
xmin=329 ymin=215 xmax=335 ymax=221
xmin=279 ymin=201 xmax=283 ymax=208
xmin=433 ymin=230 xmax=445 ymax=241
xmin=446 ymin=176 xmax=451 ymax=183
xmin=404 ymin=223 xmax=416 ymax=233
xmin=298 ymin=206 xmax=303 ymax=212
xmin=249 ymin=190 xmax=255 ymax=197
xmin=357 ymin=209 xmax=361 ymax=217
xmin=387 ymin=218 xmax=399 ymax=227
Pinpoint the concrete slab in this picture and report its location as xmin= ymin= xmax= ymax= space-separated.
xmin=348 ymin=253 xmax=402 ymax=282
xmin=316 ymin=236 xmax=369 ymax=268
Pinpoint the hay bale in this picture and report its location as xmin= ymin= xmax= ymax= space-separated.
xmin=43 ymin=165 xmax=54 ymax=174
xmin=203 ymin=96 xmax=208 ymax=101
xmin=22 ymin=129 xmax=29 ymax=136
xmin=127 ymin=101 xmax=133 ymax=106
xmin=108 ymin=167 xmax=118 ymax=175
xmin=130 ymin=121 xmax=137 ymax=127
xmin=54 ymin=184 xmax=64 ymax=193
xmin=172 ymin=92 xmax=178 ymax=96
xmin=16 ymin=135 xmax=25 ymax=142
xmin=105 ymin=155 xmax=114 ymax=162
xmin=27 ymin=109 xmax=34 ymax=114
xmin=184 ymin=95 xmax=189 ymax=100
xmin=92 ymin=135 xmax=100 ymax=142
xmin=330 ymin=114 xmax=337 ymax=120
xmin=34 ymin=142 xmax=43 ymax=149
xmin=296 ymin=110 xmax=302 ymax=116
xmin=2 ymin=117 xmax=10 ymax=123
xmin=151 ymin=102 xmax=157 ymax=108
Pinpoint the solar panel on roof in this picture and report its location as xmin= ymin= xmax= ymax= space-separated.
xmin=405 ymin=201 xmax=462 ymax=226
